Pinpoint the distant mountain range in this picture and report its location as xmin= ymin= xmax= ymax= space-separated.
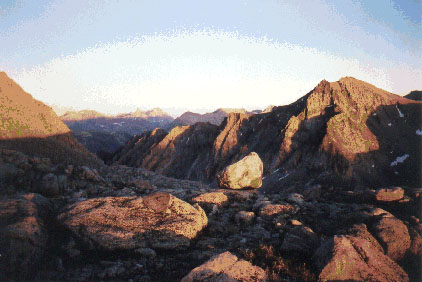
xmin=168 ymin=108 xmax=261 ymax=129
xmin=59 ymin=106 xmax=263 ymax=156
xmin=112 ymin=77 xmax=422 ymax=188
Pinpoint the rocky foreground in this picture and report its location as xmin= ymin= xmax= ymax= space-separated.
xmin=1 ymin=148 xmax=421 ymax=281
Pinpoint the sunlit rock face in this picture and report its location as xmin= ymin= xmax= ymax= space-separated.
xmin=0 ymin=72 xmax=101 ymax=166
xmin=113 ymin=77 xmax=422 ymax=188
xmin=57 ymin=192 xmax=208 ymax=251
xmin=314 ymin=224 xmax=409 ymax=282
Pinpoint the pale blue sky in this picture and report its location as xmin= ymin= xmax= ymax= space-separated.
xmin=1 ymin=0 xmax=421 ymax=115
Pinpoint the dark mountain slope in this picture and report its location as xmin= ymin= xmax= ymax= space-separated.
xmin=113 ymin=77 xmax=422 ymax=188
xmin=404 ymin=90 xmax=422 ymax=101
xmin=0 ymin=72 xmax=101 ymax=166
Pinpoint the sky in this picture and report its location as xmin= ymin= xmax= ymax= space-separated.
xmin=1 ymin=0 xmax=421 ymax=116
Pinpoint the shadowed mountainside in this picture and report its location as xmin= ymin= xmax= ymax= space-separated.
xmin=0 ymin=72 xmax=101 ymax=166
xmin=404 ymin=90 xmax=422 ymax=101
xmin=113 ymin=77 xmax=422 ymax=188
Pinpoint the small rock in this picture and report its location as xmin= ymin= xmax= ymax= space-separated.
xmin=235 ymin=211 xmax=256 ymax=225
xmin=290 ymin=219 xmax=302 ymax=226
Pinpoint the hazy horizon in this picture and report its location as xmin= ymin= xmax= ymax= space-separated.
xmin=1 ymin=0 xmax=421 ymax=115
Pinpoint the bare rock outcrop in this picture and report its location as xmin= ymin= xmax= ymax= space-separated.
xmin=181 ymin=251 xmax=267 ymax=282
xmin=368 ymin=208 xmax=410 ymax=261
xmin=217 ymin=152 xmax=263 ymax=189
xmin=0 ymin=193 xmax=52 ymax=280
xmin=314 ymin=224 xmax=408 ymax=282
xmin=58 ymin=192 xmax=208 ymax=251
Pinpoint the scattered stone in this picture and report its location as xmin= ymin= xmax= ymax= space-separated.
xmin=259 ymin=204 xmax=294 ymax=220
xmin=217 ymin=152 xmax=263 ymax=189
xmin=235 ymin=211 xmax=256 ymax=225
xmin=375 ymin=187 xmax=404 ymax=202
xmin=181 ymin=251 xmax=267 ymax=282
xmin=58 ymin=192 xmax=208 ymax=251
xmin=314 ymin=224 xmax=408 ymax=282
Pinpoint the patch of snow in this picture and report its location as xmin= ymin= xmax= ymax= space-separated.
xmin=390 ymin=154 xmax=410 ymax=167
xmin=395 ymin=105 xmax=404 ymax=118
xmin=278 ymin=173 xmax=290 ymax=181
xmin=388 ymin=123 xmax=392 ymax=126
xmin=416 ymin=129 xmax=422 ymax=136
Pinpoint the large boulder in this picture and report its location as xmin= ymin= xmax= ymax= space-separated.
xmin=58 ymin=192 xmax=208 ymax=251
xmin=374 ymin=187 xmax=404 ymax=202
xmin=368 ymin=208 xmax=410 ymax=261
xmin=0 ymin=193 xmax=52 ymax=280
xmin=314 ymin=224 xmax=408 ymax=282
xmin=181 ymin=251 xmax=267 ymax=282
xmin=217 ymin=152 xmax=263 ymax=189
